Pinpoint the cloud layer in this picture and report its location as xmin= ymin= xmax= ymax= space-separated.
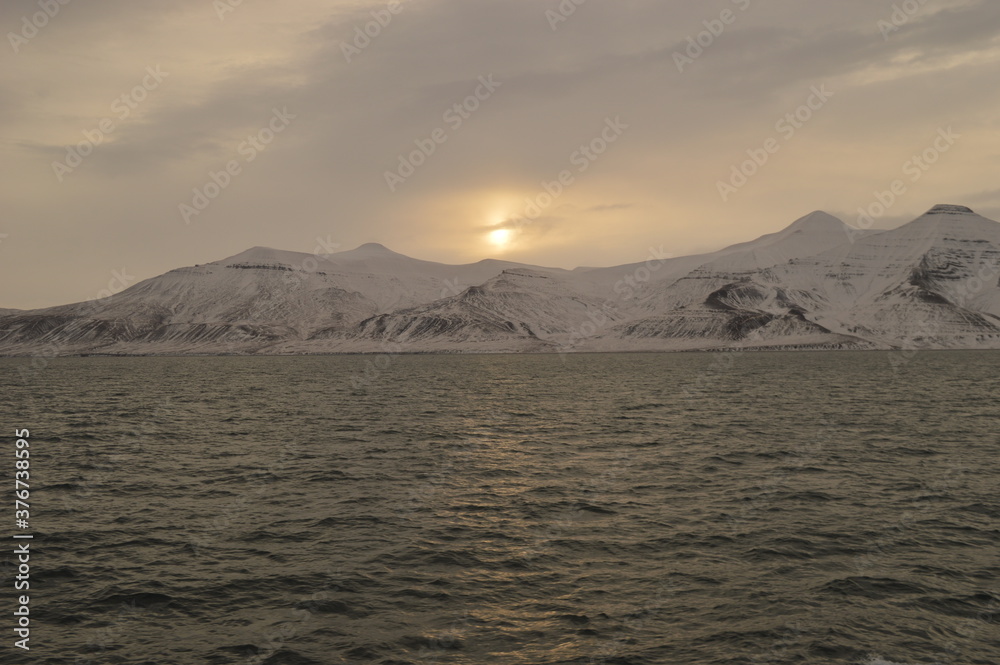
xmin=2 ymin=0 xmax=999 ymax=307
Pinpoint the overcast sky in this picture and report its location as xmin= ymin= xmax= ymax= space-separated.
xmin=2 ymin=0 xmax=999 ymax=308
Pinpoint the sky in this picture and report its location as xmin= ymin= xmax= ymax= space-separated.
xmin=1 ymin=0 xmax=999 ymax=309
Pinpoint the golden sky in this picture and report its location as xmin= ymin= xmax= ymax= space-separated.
xmin=2 ymin=0 xmax=999 ymax=308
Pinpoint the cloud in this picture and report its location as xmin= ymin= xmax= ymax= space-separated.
xmin=2 ymin=0 xmax=1000 ymax=307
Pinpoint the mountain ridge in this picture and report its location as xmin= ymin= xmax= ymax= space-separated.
xmin=2 ymin=205 xmax=999 ymax=356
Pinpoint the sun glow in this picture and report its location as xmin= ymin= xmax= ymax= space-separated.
xmin=488 ymin=228 xmax=513 ymax=248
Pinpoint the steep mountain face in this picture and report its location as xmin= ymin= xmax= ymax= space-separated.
xmin=2 ymin=204 xmax=999 ymax=355
xmin=755 ymin=204 xmax=1000 ymax=347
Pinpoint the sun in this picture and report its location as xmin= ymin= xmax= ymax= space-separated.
xmin=488 ymin=228 xmax=512 ymax=248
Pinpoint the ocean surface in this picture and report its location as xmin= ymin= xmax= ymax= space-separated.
xmin=2 ymin=351 xmax=998 ymax=665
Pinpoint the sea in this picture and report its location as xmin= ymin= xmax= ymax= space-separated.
xmin=1 ymin=350 xmax=997 ymax=664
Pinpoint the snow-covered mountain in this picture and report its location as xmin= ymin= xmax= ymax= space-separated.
xmin=757 ymin=204 xmax=1000 ymax=348
xmin=2 ymin=204 xmax=999 ymax=355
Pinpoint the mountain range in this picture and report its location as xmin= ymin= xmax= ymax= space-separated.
xmin=2 ymin=204 xmax=999 ymax=356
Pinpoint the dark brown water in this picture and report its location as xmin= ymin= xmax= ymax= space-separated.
xmin=1 ymin=351 xmax=998 ymax=664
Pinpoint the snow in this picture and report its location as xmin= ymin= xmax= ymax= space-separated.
xmin=2 ymin=206 xmax=1000 ymax=356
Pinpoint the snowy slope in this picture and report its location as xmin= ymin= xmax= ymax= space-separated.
xmin=567 ymin=211 xmax=870 ymax=303
xmin=588 ymin=211 xmax=884 ymax=351
xmin=631 ymin=211 xmax=865 ymax=314
xmin=330 ymin=268 xmax=621 ymax=353
xmin=285 ymin=211 xmax=865 ymax=354
xmin=757 ymin=204 xmax=1000 ymax=347
xmin=1 ymin=204 xmax=999 ymax=355
xmin=0 ymin=244 xmax=542 ymax=355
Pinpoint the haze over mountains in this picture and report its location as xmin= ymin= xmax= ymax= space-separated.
xmin=3 ymin=204 xmax=999 ymax=356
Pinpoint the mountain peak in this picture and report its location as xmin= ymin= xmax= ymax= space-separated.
xmin=926 ymin=204 xmax=975 ymax=216
xmin=335 ymin=242 xmax=413 ymax=261
xmin=787 ymin=210 xmax=845 ymax=231
xmin=217 ymin=246 xmax=307 ymax=266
